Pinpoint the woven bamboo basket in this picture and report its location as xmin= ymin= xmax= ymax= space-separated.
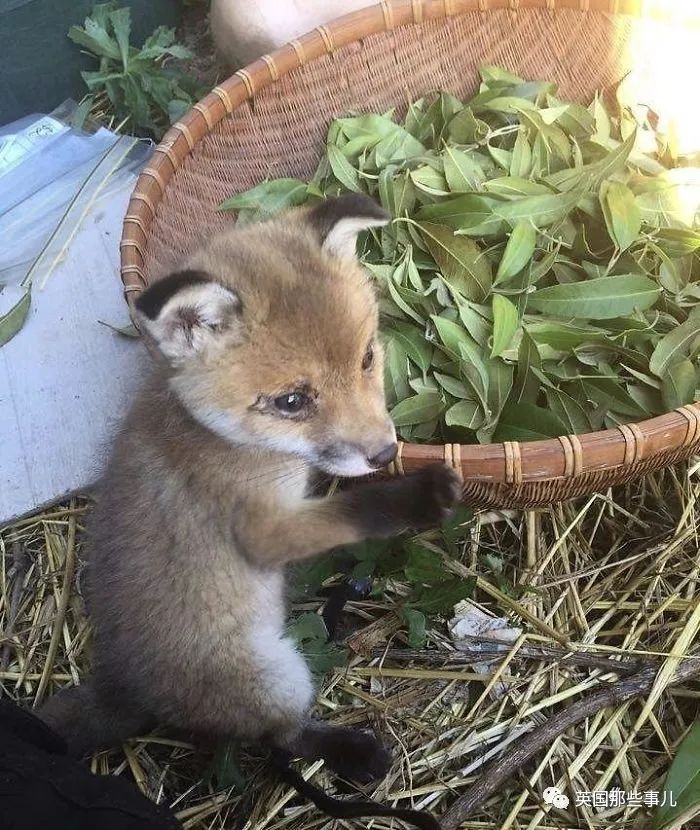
xmin=120 ymin=0 xmax=700 ymax=509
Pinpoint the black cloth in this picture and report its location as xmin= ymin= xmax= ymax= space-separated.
xmin=0 ymin=697 xmax=181 ymax=830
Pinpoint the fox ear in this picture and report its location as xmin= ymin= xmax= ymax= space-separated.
xmin=134 ymin=269 xmax=242 ymax=362
xmin=308 ymin=194 xmax=390 ymax=260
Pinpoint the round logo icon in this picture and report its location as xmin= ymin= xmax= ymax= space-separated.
xmin=543 ymin=786 xmax=570 ymax=808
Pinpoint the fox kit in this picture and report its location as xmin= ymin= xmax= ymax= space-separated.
xmin=39 ymin=194 xmax=461 ymax=783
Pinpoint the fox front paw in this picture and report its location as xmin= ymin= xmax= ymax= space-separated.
xmin=406 ymin=464 xmax=462 ymax=529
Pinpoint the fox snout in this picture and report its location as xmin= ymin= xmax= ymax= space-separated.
xmin=317 ymin=441 xmax=397 ymax=477
xmin=366 ymin=442 xmax=398 ymax=469
xmin=317 ymin=416 xmax=398 ymax=477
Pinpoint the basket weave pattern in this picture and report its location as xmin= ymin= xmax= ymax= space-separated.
xmin=120 ymin=0 xmax=700 ymax=508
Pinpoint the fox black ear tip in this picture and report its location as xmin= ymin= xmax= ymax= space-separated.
xmin=134 ymin=269 xmax=214 ymax=321
xmin=331 ymin=193 xmax=389 ymax=220
xmin=309 ymin=193 xmax=390 ymax=228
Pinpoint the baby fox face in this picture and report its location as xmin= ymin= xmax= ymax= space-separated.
xmin=135 ymin=195 xmax=398 ymax=477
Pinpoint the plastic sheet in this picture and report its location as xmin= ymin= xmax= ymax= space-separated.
xmin=0 ymin=102 xmax=151 ymax=288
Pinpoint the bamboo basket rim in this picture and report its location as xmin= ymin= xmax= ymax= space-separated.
xmin=120 ymin=0 xmax=700 ymax=497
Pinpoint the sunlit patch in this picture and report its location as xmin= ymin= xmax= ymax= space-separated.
xmin=622 ymin=5 xmax=700 ymax=157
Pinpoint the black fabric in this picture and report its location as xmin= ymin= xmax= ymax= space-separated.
xmin=0 ymin=698 xmax=181 ymax=830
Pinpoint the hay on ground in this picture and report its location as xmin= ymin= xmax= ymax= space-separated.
xmin=2 ymin=461 xmax=700 ymax=829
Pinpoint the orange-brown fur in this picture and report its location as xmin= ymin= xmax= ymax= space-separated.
xmin=38 ymin=196 xmax=460 ymax=777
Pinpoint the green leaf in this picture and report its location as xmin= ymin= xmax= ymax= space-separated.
xmin=0 ymin=287 xmax=31 ymax=347
xmin=485 ymin=358 xmax=514 ymax=426
xmin=402 ymin=608 xmax=427 ymax=647
xmin=290 ymin=554 xmax=343 ymax=600
xmin=526 ymin=321 xmax=606 ymax=350
xmin=653 ymin=721 xmax=700 ymax=830
xmin=97 ymin=319 xmax=140 ymax=338
xmin=459 ymin=340 xmax=490 ymax=406
xmin=528 ymin=275 xmax=660 ymax=320
xmin=420 ymin=223 xmax=491 ymax=301
xmin=411 ymin=165 xmax=449 ymax=196
xmin=491 ymin=294 xmax=519 ymax=357
xmin=494 ymin=402 xmax=567 ymax=441
xmin=582 ymin=377 xmax=647 ymax=418
xmin=386 ymin=275 xmax=426 ymax=325
xmin=510 ymin=130 xmax=532 ymax=177
xmin=379 ymin=169 xmax=416 ymax=216
xmin=209 ymin=741 xmax=246 ymax=791
xmin=390 ymin=392 xmax=444 ymax=427
xmin=493 ymin=186 xmax=585 ymax=229
xmin=121 ymin=74 xmax=152 ymax=129
xmin=441 ymin=504 xmax=474 ymax=549
xmin=404 ymin=543 xmax=451 ymax=584
xmin=288 ymin=612 xmax=328 ymax=643
xmin=655 ymin=228 xmax=700 ymax=259
xmin=141 ymin=24 xmax=181 ymax=55
xmin=218 ymin=178 xmax=308 ymax=214
xmin=546 ymin=130 xmax=636 ymax=192
xmin=530 ymin=248 xmax=558 ymax=283
xmin=327 ymin=144 xmax=363 ymax=192
xmin=627 ymin=383 xmax=663 ymax=415
xmin=288 ymin=613 xmax=347 ymax=675
xmin=409 ymin=376 xmax=439 ymax=396
xmin=416 ymin=193 xmax=503 ymax=236
xmin=374 ymin=129 xmax=427 ymax=168
xmin=649 ymin=320 xmax=700 ymax=378
xmin=109 ymin=6 xmax=131 ymax=70
xmin=434 ymin=372 xmax=470 ymax=398
xmin=495 ymin=221 xmax=536 ymax=285
xmin=455 ymin=298 xmax=492 ymax=346
xmin=390 ymin=322 xmax=433 ymax=373
xmin=480 ymin=65 xmax=525 ymax=85
xmin=544 ymin=387 xmax=592 ymax=433
xmin=410 ymin=578 xmax=475 ymax=615
xmin=488 ymin=145 xmax=512 ymax=171
xmin=445 ymin=398 xmax=483 ymax=430
xmin=68 ymin=18 xmax=121 ymax=61
xmin=447 ymin=107 xmax=489 ymax=144
xmin=547 ymin=99 xmax=595 ymax=139
xmin=207 ymin=740 xmax=248 ymax=793
xmin=590 ymin=95 xmax=611 ymax=143
xmin=661 ymin=359 xmax=697 ymax=410
xmin=432 ymin=315 xmax=471 ymax=356
xmin=513 ymin=330 xmax=542 ymax=404
xmin=635 ymin=169 xmax=700 ymax=228
xmin=600 ymin=181 xmax=642 ymax=252
xmin=443 ymin=147 xmax=486 ymax=191
xmin=483 ymin=178 xmax=552 ymax=199
xmin=404 ymin=95 xmax=461 ymax=144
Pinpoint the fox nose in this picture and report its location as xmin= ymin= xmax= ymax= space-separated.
xmin=367 ymin=443 xmax=398 ymax=469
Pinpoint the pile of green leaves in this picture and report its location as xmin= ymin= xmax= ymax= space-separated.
xmin=68 ymin=3 xmax=203 ymax=138
xmin=220 ymin=66 xmax=700 ymax=444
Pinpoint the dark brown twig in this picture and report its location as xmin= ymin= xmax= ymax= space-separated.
xmin=374 ymin=642 xmax=647 ymax=677
xmin=440 ymin=659 xmax=700 ymax=830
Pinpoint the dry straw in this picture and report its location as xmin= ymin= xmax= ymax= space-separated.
xmin=4 ymin=460 xmax=700 ymax=827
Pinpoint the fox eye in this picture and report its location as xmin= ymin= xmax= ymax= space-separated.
xmin=362 ymin=342 xmax=374 ymax=371
xmin=274 ymin=391 xmax=309 ymax=414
